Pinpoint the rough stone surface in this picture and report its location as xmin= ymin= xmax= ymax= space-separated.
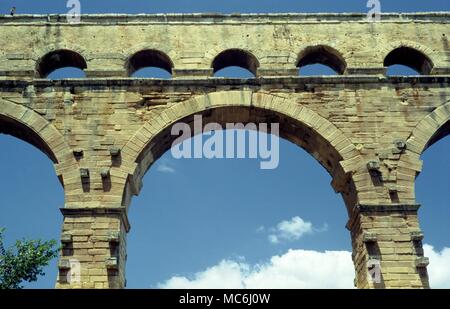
xmin=0 ymin=13 xmax=449 ymax=289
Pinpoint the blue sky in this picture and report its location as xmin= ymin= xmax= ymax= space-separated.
xmin=0 ymin=0 xmax=448 ymax=14
xmin=0 ymin=0 xmax=449 ymax=289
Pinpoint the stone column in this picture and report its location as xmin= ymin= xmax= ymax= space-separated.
xmin=347 ymin=204 xmax=429 ymax=289
xmin=55 ymin=207 xmax=129 ymax=289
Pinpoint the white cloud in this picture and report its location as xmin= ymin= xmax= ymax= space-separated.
xmin=156 ymin=162 xmax=176 ymax=174
xmin=158 ymin=244 xmax=450 ymax=289
xmin=255 ymin=226 xmax=265 ymax=233
xmin=268 ymin=216 xmax=313 ymax=244
xmin=158 ymin=249 xmax=354 ymax=289
xmin=268 ymin=235 xmax=279 ymax=244
xmin=314 ymin=223 xmax=329 ymax=233
xmin=158 ymin=260 xmax=248 ymax=289
xmin=424 ymin=244 xmax=450 ymax=288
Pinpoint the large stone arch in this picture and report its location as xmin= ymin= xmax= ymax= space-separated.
xmin=406 ymin=101 xmax=450 ymax=156
xmin=0 ymin=99 xmax=76 ymax=184
xmin=396 ymin=102 xmax=450 ymax=202
xmin=119 ymin=90 xmax=362 ymax=213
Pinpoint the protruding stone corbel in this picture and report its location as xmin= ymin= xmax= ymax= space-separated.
xmin=367 ymin=160 xmax=380 ymax=172
xmin=58 ymin=259 xmax=71 ymax=270
xmin=109 ymin=147 xmax=121 ymax=157
xmin=392 ymin=139 xmax=407 ymax=154
xmin=363 ymin=232 xmax=377 ymax=243
xmin=411 ymin=231 xmax=424 ymax=242
xmin=101 ymin=168 xmax=110 ymax=178
xmin=416 ymin=257 xmax=429 ymax=268
xmin=73 ymin=149 xmax=84 ymax=158
xmin=60 ymin=233 xmax=73 ymax=244
xmin=108 ymin=231 xmax=120 ymax=243
xmin=105 ymin=257 xmax=119 ymax=270
xmin=80 ymin=168 xmax=90 ymax=179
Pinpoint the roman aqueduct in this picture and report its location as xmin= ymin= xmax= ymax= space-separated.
xmin=0 ymin=12 xmax=449 ymax=288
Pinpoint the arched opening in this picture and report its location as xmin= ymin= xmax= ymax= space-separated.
xmin=297 ymin=45 xmax=346 ymax=76
xmin=385 ymin=65 xmax=421 ymax=76
xmin=120 ymin=95 xmax=360 ymax=288
xmin=384 ymin=47 xmax=433 ymax=75
xmin=126 ymin=107 xmax=354 ymax=288
xmin=415 ymin=119 xmax=450 ymax=288
xmin=127 ymin=106 xmax=357 ymax=206
xmin=300 ymin=63 xmax=339 ymax=76
xmin=47 ymin=67 xmax=86 ymax=80
xmin=127 ymin=49 xmax=173 ymax=78
xmin=36 ymin=49 xmax=87 ymax=79
xmin=0 ymin=115 xmax=57 ymax=163
xmin=0 ymin=117 xmax=64 ymax=288
xmin=212 ymin=49 xmax=259 ymax=78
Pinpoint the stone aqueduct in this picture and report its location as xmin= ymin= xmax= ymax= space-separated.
xmin=0 ymin=12 xmax=449 ymax=289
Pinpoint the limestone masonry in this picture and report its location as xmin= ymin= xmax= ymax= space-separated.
xmin=0 ymin=13 xmax=449 ymax=288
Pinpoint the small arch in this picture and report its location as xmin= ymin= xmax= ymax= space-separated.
xmin=297 ymin=45 xmax=347 ymax=75
xmin=36 ymin=49 xmax=87 ymax=78
xmin=384 ymin=47 xmax=433 ymax=75
xmin=211 ymin=49 xmax=259 ymax=77
xmin=126 ymin=49 xmax=173 ymax=77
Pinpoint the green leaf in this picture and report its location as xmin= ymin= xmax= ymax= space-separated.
xmin=0 ymin=228 xmax=59 ymax=289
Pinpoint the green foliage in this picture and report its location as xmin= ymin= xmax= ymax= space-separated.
xmin=0 ymin=228 xmax=59 ymax=289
